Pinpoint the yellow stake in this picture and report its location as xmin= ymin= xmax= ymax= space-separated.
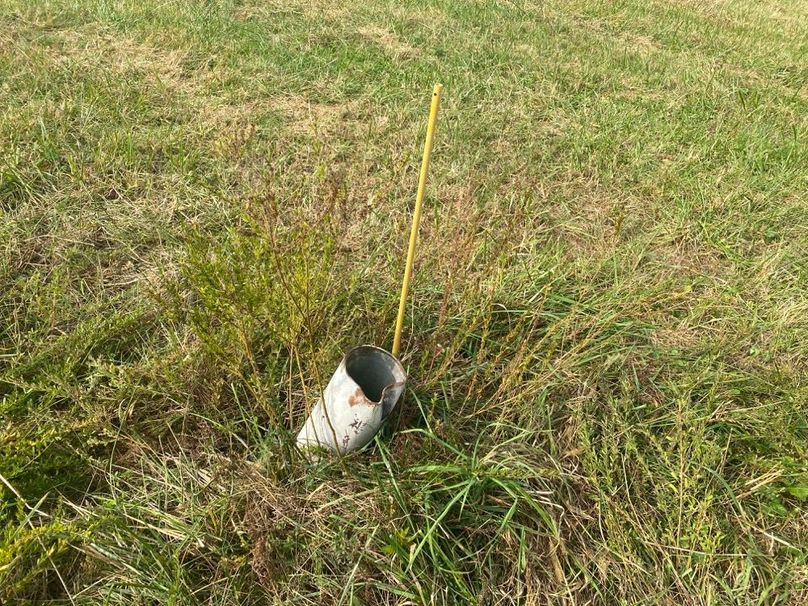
xmin=392 ymin=84 xmax=443 ymax=358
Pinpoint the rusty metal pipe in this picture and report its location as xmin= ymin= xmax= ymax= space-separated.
xmin=296 ymin=346 xmax=406 ymax=454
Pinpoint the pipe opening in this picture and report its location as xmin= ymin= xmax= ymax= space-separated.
xmin=345 ymin=347 xmax=399 ymax=403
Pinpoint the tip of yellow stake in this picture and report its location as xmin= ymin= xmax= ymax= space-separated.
xmin=392 ymin=84 xmax=443 ymax=359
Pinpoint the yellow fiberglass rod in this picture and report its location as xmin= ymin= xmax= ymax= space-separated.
xmin=392 ymin=83 xmax=443 ymax=358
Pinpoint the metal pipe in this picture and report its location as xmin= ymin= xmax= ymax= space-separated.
xmin=296 ymin=346 xmax=406 ymax=454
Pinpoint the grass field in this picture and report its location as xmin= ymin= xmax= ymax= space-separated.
xmin=1 ymin=0 xmax=807 ymax=603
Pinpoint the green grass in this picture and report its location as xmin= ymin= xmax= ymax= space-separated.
xmin=1 ymin=0 xmax=807 ymax=603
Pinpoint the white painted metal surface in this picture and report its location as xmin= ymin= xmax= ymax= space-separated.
xmin=296 ymin=345 xmax=407 ymax=454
